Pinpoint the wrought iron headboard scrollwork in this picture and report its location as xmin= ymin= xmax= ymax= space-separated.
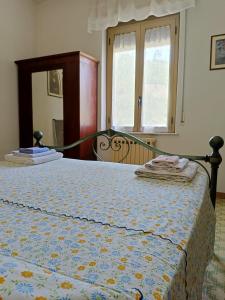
xmin=92 ymin=133 xmax=132 ymax=163
xmin=33 ymin=129 xmax=224 ymax=208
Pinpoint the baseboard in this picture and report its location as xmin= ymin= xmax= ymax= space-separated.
xmin=217 ymin=192 xmax=225 ymax=199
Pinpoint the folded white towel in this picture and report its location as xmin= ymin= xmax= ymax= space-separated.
xmin=12 ymin=149 xmax=56 ymax=158
xmin=135 ymin=161 xmax=198 ymax=182
xmin=151 ymin=155 xmax=179 ymax=166
xmin=145 ymin=158 xmax=189 ymax=173
xmin=4 ymin=152 xmax=63 ymax=165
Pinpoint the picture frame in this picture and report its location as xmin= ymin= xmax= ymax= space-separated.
xmin=210 ymin=34 xmax=225 ymax=70
xmin=47 ymin=69 xmax=63 ymax=97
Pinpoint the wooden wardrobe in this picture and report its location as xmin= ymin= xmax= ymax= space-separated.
xmin=15 ymin=51 xmax=98 ymax=160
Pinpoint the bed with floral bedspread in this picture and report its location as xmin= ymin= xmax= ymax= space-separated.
xmin=0 ymin=157 xmax=216 ymax=300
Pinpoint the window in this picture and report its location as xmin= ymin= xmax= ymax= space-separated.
xmin=106 ymin=14 xmax=179 ymax=133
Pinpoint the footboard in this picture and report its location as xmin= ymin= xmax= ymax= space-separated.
xmin=33 ymin=129 xmax=223 ymax=208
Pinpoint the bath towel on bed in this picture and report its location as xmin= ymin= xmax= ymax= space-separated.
xmin=145 ymin=158 xmax=189 ymax=172
xmin=12 ymin=149 xmax=56 ymax=158
xmin=19 ymin=146 xmax=49 ymax=154
xmin=135 ymin=161 xmax=198 ymax=182
xmin=4 ymin=152 xmax=63 ymax=165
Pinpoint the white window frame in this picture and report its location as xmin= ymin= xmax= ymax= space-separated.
xmin=106 ymin=14 xmax=180 ymax=134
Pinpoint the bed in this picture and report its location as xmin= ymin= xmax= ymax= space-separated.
xmin=0 ymin=129 xmax=223 ymax=300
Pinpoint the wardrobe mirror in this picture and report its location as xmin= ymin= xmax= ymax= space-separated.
xmin=32 ymin=69 xmax=64 ymax=147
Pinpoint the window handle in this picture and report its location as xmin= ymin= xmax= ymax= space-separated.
xmin=138 ymin=96 xmax=142 ymax=106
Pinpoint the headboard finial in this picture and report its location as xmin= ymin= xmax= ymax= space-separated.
xmin=209 ymin=136 xmax=224 ymax=152
xmin=33 ymin=131 xmax=44 ymax=147
xmin=208 ymin=135 xmax=223 ymax=208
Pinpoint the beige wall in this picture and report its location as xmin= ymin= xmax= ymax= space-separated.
xmin=35 ymin=0 xmax=101 ymax=58
xmin=0 ymin=0 xmax=35 ymax=157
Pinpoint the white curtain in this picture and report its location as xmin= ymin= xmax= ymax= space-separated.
xmin=142 ymin=25 xmax=171 ymax=132
xmin=113 ymin=32 xmax=136 ymax=51
xmin=88 ymin=0 xmax=195 ymax=32
xmin=112 ymin=32 xmax=136 ymax=129
xmin=145 ymin=25 xmax=170 ymax=47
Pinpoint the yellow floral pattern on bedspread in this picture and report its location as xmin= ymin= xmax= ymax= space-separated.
xmin=0 ymin=159 xmax=215 ymax=299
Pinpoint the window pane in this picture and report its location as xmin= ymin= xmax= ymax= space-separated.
xmin=142 ymin=26 xmax=171 ymax=130
xmin=112 ymin=32 xmax=136 ymax=128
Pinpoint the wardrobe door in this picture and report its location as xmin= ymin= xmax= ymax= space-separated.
xmin=79 ymin=54 xmax=98 ymax=160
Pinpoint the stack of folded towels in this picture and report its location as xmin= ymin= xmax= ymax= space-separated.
xmin=5 ymin=147 xmax=63 ymax=165
xmin=135 ymin=155 xmax=198 ymax=182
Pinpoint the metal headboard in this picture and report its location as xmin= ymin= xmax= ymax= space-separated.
xmin=33 ymin=129 xmax=224 ymax=208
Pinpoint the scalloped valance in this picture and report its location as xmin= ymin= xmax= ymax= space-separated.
xmin=88 ymin=0 xmax=195 ymax=32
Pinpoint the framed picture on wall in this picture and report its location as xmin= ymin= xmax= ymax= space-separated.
xmin=210 ymin=34 xmax=225 ymax=70
xmin=47 ymin=69 xmax=63 ymax=97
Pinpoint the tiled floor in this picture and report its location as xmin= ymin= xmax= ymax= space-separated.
xmin=203 ymin=199 xmax=225 ymax=300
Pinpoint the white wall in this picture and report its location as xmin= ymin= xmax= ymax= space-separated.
xmin=35 ymin=0 xmax=225 ymax=192
xmin=0 ymin=0 xmax=36 ymax=156
xmin=35 ymin=0 xmax=101 ymax=58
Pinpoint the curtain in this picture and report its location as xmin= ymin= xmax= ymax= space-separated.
xmin=145 ymin=25 xmax=170 ymax=47
xmin=142 ymin=25 xmax=171 ymax=132
xmin=88 ymin=0 xmax=195 ymax=32
xmin=113 ymin=32 xmax=136 ymax=51
xmin=112 ymin=32 xmax=136 ymax=129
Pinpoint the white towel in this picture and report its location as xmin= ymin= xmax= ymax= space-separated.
xmin=135 ymin=161 xmax=198 ymax=182
xmin=151 ymin=155 xmax=179 ymax=167
xmin=4 ymin=152 xmax=63 ymax=165
xmin=12 ymin=149 xmax=56 ymax=158
xmin=145 ymin=158 xmax=189 ymax=173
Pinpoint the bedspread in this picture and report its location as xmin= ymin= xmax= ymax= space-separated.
xmin=0 ymin=159 xmax=215 ymax=299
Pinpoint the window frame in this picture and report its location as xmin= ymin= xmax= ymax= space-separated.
xmin=106 ymin=14 xmax=180 ymax=134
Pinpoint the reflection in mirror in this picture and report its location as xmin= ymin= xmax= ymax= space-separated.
xmin=32 ymin=70 xmax=64 ymax=146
